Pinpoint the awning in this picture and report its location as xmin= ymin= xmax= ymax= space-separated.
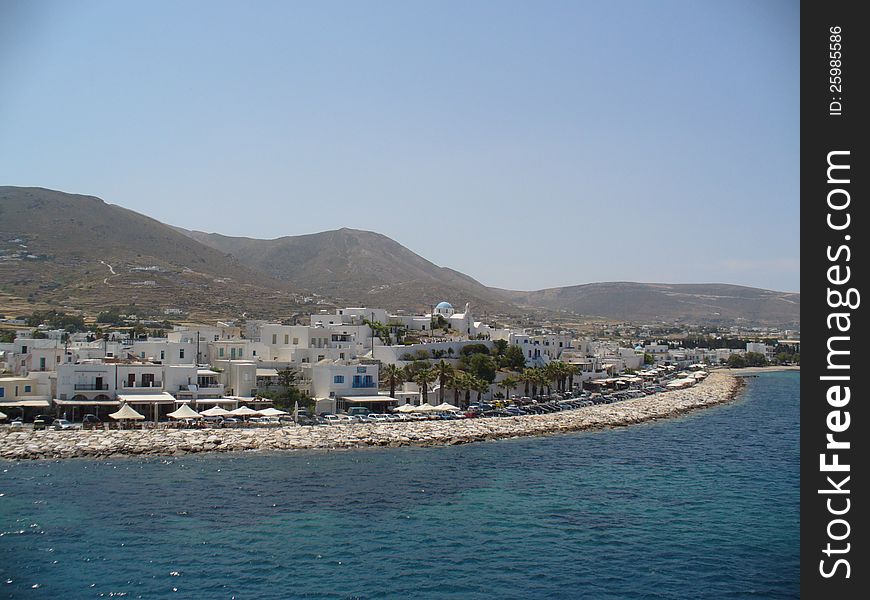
xmin=340 ymin=395 xmax=397 ymax=403
xmin=194 ymin=398 xmax=239 ymax=405
xmin=0 ymin=399 xmax=51 ymax=407
xmin=109 ymin=403 xmax=145 ymax=420
xmin=256 ymin=369 xmax=279 ymax=377
xmin=167 ymin=404 xmax=202 ymax=419
xmin=118 ymin=392 xmax=177 ymax=404
xmin=54 ymin=399 xmax=121 ymax=406
xmin=197 ymin=369 xmax=221 ymax=376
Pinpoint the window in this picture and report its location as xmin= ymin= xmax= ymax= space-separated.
xmin=356 ymin=367 xmax=367 ymax=373
xmin=219 ymin=348 xmax=225 ymax=357
xmin=292 ymin=338 xmax=299 ymax=345
xmin=272 ymin=334 xmax=277 ymax=345
xmin=24 ymin=385 xmax=32 ymax=393
xmin=179 ymin=349 xmax=185 ymax=359
xmin=334 ymin=375 xmax=344 ymax=384
xmin=252 ymin=350 xmax=257 ymax=356
xmin=160 ymin=350 xmax=165 ymax=360
xmin=339 ymin=353 xmax=345 ymax=360
xmin=140 ymin=352 xmax=145 ymax=359
xmin=317 ymin=355 xmax=324 ymax=361
xmin=39 ymin=357 xmax=46 ymax=370
xmin=21 ymin=345 xmax=27 ymax=354
xmin=0 ymin=388 xmax=4 ymax=397
xmin=284 ymin=335 xmax=289 ymax=345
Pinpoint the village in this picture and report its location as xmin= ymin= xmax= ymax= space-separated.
xmin=0 ymin=300 xmax=799 ymax=429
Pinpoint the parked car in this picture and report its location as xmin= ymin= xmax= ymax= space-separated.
xmin=82 ymin=414 xmax=102 ymax=429
xmin=9 ymin=419 xmax=24 ymax=429
xmin=32 ymin=414 xmax=53 ymax=431
xmin=51 ymin=418 xmax=77 ymax=430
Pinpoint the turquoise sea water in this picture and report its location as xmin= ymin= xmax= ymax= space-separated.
xmin=1 ymin=372 xmax=799 ymax=599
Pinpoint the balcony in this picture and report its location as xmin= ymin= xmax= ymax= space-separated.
xmin=121 ymin=381 xmax=163 ymax=389
xmin=74 ymin=383 xmax=109 ymax=391
xmin=351 ymin=382 xmax=377 ymax=389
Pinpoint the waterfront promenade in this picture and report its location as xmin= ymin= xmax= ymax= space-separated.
xmin=0 ymin=372 xmax=742 ymax=460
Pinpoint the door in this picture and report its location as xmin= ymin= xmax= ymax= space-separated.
xmin=95 ymin=376 xmax=103 ymax=391
xmin=127 ymin=373 xmax=136 ymax=388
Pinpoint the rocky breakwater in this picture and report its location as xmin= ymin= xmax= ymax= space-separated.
xmin=0 ymin=372 xmax=742 ymax=461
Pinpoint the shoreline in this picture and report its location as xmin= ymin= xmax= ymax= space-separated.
xmin=729 ymin=366 xmax=800 ymax=375
xmin=0 ymin=372 xmax=744 ymax=461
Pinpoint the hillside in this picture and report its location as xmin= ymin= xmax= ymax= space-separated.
xmin=1 ymin=187 xmax=800 ymax=326
xmin=501 ymin=282 xmax=801 ymax=327
xmin=0 ymin=187 xmax=303 ymax=320
xmin=178 ymin=227 xmax=516 ymax=314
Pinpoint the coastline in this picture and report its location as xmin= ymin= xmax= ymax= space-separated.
xmin=729 ymin=366 xmax=800 ymax=375
xmin=0 ymin=372 xmax=744 ymax=461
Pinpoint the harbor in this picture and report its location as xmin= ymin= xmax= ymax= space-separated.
xmin=0 ymin=371 xmax=742 ymax=460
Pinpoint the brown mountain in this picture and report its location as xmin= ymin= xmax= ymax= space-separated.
xmin=500 ymin=282 xmax=800 ymax=327
xmin=177 ymin=227 xmax=516 ymax=314
xmin=0 ymin=186 xmax=302 ymax=320
xmin=1 ymin=187 xmax=800 ymax=326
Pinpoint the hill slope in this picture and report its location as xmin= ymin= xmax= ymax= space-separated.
xmin=0 ymin=187 xmax=302 ymax=319
xmin=501 ymin=282 xmax=800 ymax=327
xmin=1 ymin=187 xmax=800 ymax=326
xmin=178 ymin=227 xmax=515 ymax=314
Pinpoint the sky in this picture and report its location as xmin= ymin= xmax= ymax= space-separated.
xmin=0 ymin=0 xmax=800 ymax=293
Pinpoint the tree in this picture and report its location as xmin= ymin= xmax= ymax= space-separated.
xmin=0 ymin=330 xmax=15 ymax=343
xmin=492 ymin=339 xmax=508 ymax=356
xmin=472 ymin=376 xmax=489 ymax=403
xmin=644 ymin=352 xmax=655 ymax=365
xmin=276 ymin=367 xmax=299 ymax=388
xmin=519 ymin=369 xmax=536 ymax=397
xmin=500 ymin=376 xmax=518 ymax=402
xmin=501 ymin=345 xmax=526 ymax=371
xmin=465 ymin=353 xmax=497 ymax=384
xmin=460 ymin=343 xmax=489 ymax=356
xmin=381 ymin=363 xmax=405 ymax=398
xmin=432 ymin=360 xmax=454 ymax=404
xmin=744 ymin=352 xmax=768 ymax=367
xmin=727 ymin=354 xmax=747 ymax=368
xmin=565 ymin=363 xmax=579 ymax=392
xmin=413 ymin=367 xmax=434 ymax=405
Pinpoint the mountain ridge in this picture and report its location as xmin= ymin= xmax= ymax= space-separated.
xmin=1 ymin=187 xmax=800 ymax=326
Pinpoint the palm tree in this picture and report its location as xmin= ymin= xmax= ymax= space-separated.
xmin=565 ymin=363 xmax=580 ymax=393
xmin=519 ymin=369 xmax=536 ymax=397
xmin=433 ymin=360 xmax=454 ymax=404
xmin=451 ymin=370 xmax=474 ymax=407
xmin=381 ymin=363 xmax=405 ymax=398
xmin=531 ymin=368 xmax=547 ymax=398
xmin=500 ymin=375 xmax=518 ymax=402
xmin=413 ymin=367 xmax=434 ymax=406
xmin=472 ymin=376 xmax=489 ymax=403
xmin=543 ymin=363 xmax=561 ymax=395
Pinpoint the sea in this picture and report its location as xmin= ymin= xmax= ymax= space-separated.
xmin=0 ymin=371 xmax=799 ymax=599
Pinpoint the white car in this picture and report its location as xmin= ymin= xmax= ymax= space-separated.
xmin=51 ymin=419 xmax=77 ymax=431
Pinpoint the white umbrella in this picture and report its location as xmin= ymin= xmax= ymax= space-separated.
xmin=167 ymin=404 xmax=202 ymax=419
xmin=0 ymin=411 xmax=7 ymax=420
xmin=258 ymin=407 xmax=288 ymax=416
xmin=200 ymin=406 xmax=232 ymax=417
xmin=434 ymin=402 xmax=461 ymax=411
xmin=109 ymin=403 xmax=145 ymax=420
xmin=230 ymin=406 xmax=260 ymax=417
xmin=413 ymin=404 xmax=437 ymax=413
xmin=396 ymin=404 xmax=417 ymax=413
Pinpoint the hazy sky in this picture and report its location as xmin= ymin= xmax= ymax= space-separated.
xmin=0 ymin=0 xmax=799 ymax=292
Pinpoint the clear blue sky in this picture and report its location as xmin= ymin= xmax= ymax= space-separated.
xmin=0 ymin=0 xmax=799 ymax=293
